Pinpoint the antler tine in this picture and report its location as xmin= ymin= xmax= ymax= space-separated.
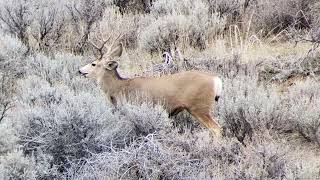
xmin=97 ymin=34 xmax=113 ymax=59
xmin=88 ymin=34 xmax=112 ymax=59
xmin=107 ymin=33 xmax=123 ymax=54
xmin=101 ymin=34 xmax=112 ymax=47
xmin=87 ymin=35 xmax=100 ymax=50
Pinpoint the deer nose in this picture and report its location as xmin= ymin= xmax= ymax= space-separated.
xmin=79 ymin=70 xmax=87 ymax=76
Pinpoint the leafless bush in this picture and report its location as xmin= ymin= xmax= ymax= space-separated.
xmin=113 ymin=0 xmax=152 ymax=14
xmin=0 ymin=36 xmax=23 ymax=155
xmin=30 ymin=1 xmax=66 ymax=53
xmin=67 ymin=0 xmax=107 ymax=54
xmin=0 ymin=72 xmax=15 ymax=122
xmin=252 ymin=0 xmax=314 ymax=35
xmin=204 ymin=0 xmax=246 ymax=24
xmin=0 ymin=0 xmax=68 ymax=54
xmin=91 ymin=7 xmax=140 ymax=50
xmin=0 ymin=35 xmax=18 ymax=124
xmin=0 ymin=0 xmax=34 ymax=52
xmin=0 ymin=75 xmax=17 ymax=155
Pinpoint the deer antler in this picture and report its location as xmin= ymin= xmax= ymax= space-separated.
xmin=88 ymin=34 xmax=112 ymax=60
xmin=88 ymin=32 xmax=123 ymax=59
xmin=106 ymin=33 xmax=123 ymax=55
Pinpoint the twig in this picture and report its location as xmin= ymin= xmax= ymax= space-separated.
xmin=0 ymin=101 xmax=13 ymax=123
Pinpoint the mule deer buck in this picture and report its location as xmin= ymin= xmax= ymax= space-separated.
xmin=79 ymin=37 xmax=223 ymax=137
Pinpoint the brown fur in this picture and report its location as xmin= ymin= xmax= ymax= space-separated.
xmin=100 ymin=69 xmax=221 ymax=136
xmin=79 ymin=43 xmax=222 ymax=137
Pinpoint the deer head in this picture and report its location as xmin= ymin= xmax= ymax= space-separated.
xmin=79 ymin=34 xmax=123 ymax=79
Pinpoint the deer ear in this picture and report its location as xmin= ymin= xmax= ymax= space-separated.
xmin=105 ymin=61 xmax=118 ymax=70
xmin=108 ymin=43 xmax=123 ymax=58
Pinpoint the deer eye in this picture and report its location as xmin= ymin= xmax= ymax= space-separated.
xmin=91 ymin=63 xmax=96 ymax=67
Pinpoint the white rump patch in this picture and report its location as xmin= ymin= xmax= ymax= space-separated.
xmin=213 ymin=76 xmax=222 ymax=97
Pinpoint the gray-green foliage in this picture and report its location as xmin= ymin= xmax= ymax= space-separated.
xmin=0 ymin=1 xmax=320 ymax=179
xmin=0 ymin=150 xmax=37 ymax=180
xmin=139 ymin=0 xmax=226 ymax=52
xmin=0 ymin=35 xmax=319 ymax=179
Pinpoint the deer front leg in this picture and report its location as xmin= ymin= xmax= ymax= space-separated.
xmin=108 ymin=95 xmax=119 ymax=113
xmin=110 ymin=96 xmax=117 ymax=107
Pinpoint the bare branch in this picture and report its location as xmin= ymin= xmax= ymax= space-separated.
xmin=66 ymin=0 xmax=107 ymax=54
xmin=0 ymin=1 xmax=32 ymax=52
xmin=0 ymin=101 xmax=13 ymax=123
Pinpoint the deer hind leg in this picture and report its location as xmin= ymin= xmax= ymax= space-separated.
xmin=189 ymin=110 xmax=221 ymax=137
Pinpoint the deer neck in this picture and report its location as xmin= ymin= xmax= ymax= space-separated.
xmin=98 ymin=69 xmax=131 ymax=95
